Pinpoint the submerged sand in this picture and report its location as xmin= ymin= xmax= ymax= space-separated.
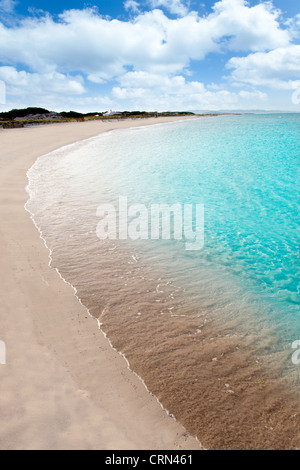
xmin=0 ymin=117 xmax=203 ymax=450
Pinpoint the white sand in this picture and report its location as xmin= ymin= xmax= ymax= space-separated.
xmin=0 ymin=117 xmax=203 ymax=450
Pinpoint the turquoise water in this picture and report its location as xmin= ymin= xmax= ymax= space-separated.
xmin=91 ymin=115 xmax=300 ymax=337
xmin=26 ymin=114 xmax=300 ymax=447
xmin=27 ymin=114 xmax=300 ymax=359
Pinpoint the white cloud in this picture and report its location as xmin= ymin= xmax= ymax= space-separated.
xmin=238 ymin=90 xmax=267 ymax=101
xmin=285 ymin=14 xmax=300 ymax=41
xmin=0 ymin=66 xmax=86 ymax=96
xmin=0 ymin=0 xmax=16 ymax=13
xmin=0 ymin=1 xmax=291 ymax=81
xmin=124 ymin=0 xmax=140 ymax=14
xmin=209 ymin=0 xmax=290 ymax=52
xmin=228 ymin=45 xmax=300 ymax=90
xmin=0 ymin=1 xmax=296 ymax=110
xmin=0 ymin=78 xmax=5 ymax=104
xmin=149 ymin=0 xmax=189 ymax=17
xmin=112 ymin=71 xmax=268 ymax=110
xmin=87 ymin=73 xmax=107 ymax=84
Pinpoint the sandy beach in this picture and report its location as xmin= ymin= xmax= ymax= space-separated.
xmin=0 ymin=117 xmax=203 ymax=450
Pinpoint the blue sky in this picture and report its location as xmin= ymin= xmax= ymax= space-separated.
xmin=0 ymin=0 xmax=299 ymax=112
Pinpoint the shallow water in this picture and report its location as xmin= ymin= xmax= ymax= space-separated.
xmin=26 ymin=115 xmax=300 ymax=449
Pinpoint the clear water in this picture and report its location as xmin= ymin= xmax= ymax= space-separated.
xmin=26 ymin=114 xmax=300 ymax=449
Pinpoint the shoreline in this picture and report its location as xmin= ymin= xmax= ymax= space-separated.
xmin=0 ymin=116 xmax=203 ymax=450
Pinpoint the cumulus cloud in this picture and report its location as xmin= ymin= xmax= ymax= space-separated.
xmin=210 ymin=0 xmax=290 ymax=51
xmin=0 ymin=0 xmax=16 ymax=13
xmin=0 ymin=0 xmax=297 ymax=110
xmin=124 ymin=0 xmax=140 ymax=14
xmin=0 ymin=1 xmax=291 ymax=80
xmin=112 ymin=71 xmax=268 ymax=110
xmin=149 ymin=0 xmax=189 ymax=17
xmin=228 ymin=45 xmax=300 ymax=90
xmin=0 ymin=66 xmax=85 ymax=96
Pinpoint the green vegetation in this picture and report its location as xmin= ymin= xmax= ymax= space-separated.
xmin=0 ymin=107 xmax=196 ymax=128
xmin=0 ymin=107 xmax=51 ymax=120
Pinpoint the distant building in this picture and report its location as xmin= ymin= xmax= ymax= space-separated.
xmin=103 ymin=110 xmax=119 ymax=117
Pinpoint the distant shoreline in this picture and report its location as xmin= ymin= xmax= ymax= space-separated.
xmin=0 ymin=107 xmax=237 ymax=129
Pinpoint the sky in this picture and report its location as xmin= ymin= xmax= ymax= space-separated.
xmin=0 ymin=0 xmax=299 ymax=112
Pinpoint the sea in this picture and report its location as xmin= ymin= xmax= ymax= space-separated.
xmin=26 ymin=114 xmax=300 ymax=449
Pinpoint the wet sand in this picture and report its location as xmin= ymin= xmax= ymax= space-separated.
xmin=0 ymin=117 xmax=203 ymax=450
